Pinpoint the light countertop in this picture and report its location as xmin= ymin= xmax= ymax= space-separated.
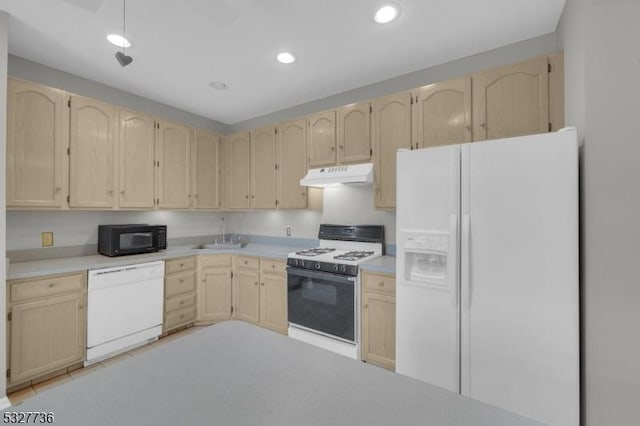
xmin=359 ymin=255 xmax=396 ymax=275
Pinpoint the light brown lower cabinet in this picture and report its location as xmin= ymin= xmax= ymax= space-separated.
xmin=7 ymin=272 xmax=87 ymax=387
xmin=163 ymin=256 xmax=197 ymax=333
xmin=361 ymin=271 xmax=396 ymax=370
xmin=198 ymin=255 xmax=233 ymax=321
xmin=233 ymin=256 xmax=261 ymax=324
xmin=259 ymin=259 xmax=288 ymax=334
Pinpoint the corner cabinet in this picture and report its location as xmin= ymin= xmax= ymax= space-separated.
xmin=7 ymin=272 xmax=87 ymax=386
xmin=372 ymin=91 xmax=413 ymax=209
xmin=472 ymin=56 xmax=550 ymax=141
xmin=276 ymin=118 xmax=308 ymax=209
xmin=361 ymin=271 xmax=396 ymax=371
xmin=307 ymin=110 xmax=336 ymax=167
xmin=68 ymin=96 xmax=117 ymax=209
xmin=337 ymin=101 xmax=372 ymax=164
xmin=157 ymin=120 xmax=192 ymax=209
xmin=250 ymin=126 xmax=277 ymax=209
xmin=6 ymin=78 xmax=68 ymax=208
xmin=413 ymin=77 xmax=471 ymax=149
xmin=191 ymin=130 xmax=220 ymax=209
xmin=118 ymin=109 xmax=156 ymax=209
xmin=226 ymin=132 xmax=251 ymax=209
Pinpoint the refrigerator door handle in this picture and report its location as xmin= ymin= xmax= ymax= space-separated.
xmin=462 ymin=214 xmax=471 ymax=311
xmin=448 ymin=214 xmax=459 ymax=308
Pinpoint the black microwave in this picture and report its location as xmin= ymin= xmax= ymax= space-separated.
xmin=98 ymin=224 xmax=167 ymax=257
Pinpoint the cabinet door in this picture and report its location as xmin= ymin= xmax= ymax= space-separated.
xmin=227 ymin=132 xmax=251 ymax=209
xmin=69 ymin=96 xmax=117 ymax=208
xmin=472 ymin=56 xmax=549 ymax=141
xmin=157 ymin=120 xmax=191 ymax=209
xmin=260 ymin=273 xmax=287 ymax=334
xmin=250 ymin=126 xmax=277 ymax=209
xmin=362 ymin=292 xmax=396 ymax=370
xmin=7 ymin=78 xmax=67 ymax=208
xmin=192 ymin=130 xmax=219 ymax=209
xmin=337 ymin=102 xmax=371 ymax=164
xmin=9 ymin=293 xmax=85 ymax=385
xmin=199 ymin=267 xmax=232 ymax=321
xmin=235 ymin=268 xmax=260 ymax=324
xmin=277 ymin=118 xmax=307 ymax=209
xmin=118 ymin=109 xmax=156 ymax=209
xmin=372 ymin=91 xmax=413 ymax=209
xmin=307 ymin=110 xmax=336 ymax=167
xmin=218 ymin=137 xmax=229 ymax=210
xmin=414 ymin=78 xmax=471 ymax=149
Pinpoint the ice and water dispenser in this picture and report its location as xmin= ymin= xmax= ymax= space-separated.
xmin=401 ymin=231 xmax=449 ymax=288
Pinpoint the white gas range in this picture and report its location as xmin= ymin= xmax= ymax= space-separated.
xmin=286 ymin=224 xmax=385 ymax=359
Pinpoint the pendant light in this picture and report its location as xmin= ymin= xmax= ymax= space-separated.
xmin=115 ymin=0 xmax=133 ymax=66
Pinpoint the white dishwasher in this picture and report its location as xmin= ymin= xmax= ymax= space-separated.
xmin=86 ymin=260 xmax=165 ymax=365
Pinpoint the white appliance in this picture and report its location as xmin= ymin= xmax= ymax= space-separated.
xmin=287 ymin=225 xmax=384 ymax=359
xmin=86 ymin=260 xmax=165 ymax=365
xmin=396 ymin=130 xmax=579 ymax=426
xmin=300 ymin=163 xmax=373 ymax=187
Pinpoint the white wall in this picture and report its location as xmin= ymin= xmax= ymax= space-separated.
xmin=0 ymin=10 xmax=9 ymax=404
xmin=558 ymin=0 xmax=640 ymax=424
xmin=6 ymin=211 xmax=228 ymax=250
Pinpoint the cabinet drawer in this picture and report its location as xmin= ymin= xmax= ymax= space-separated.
xmin=165 ymin=292 xmax=196 ymax=313
xmin=235 ymin=256 xmax=259 ymax=270
xmin=362 ymin=272 xmax=396 ymax=295
xmin=199 ymin=255 xmax=232 ymax=268
xmin=165 ymin=257 xmax=196 ymax=275
xmin=165 ymin=306 xmax=196 ymax=331
xmin=261 ymin=259 xmax=286 ymax=275
xmin=10 ymin=272 xmax=86 ymax=303
xmin=165 ymin=271 xmax=196 ymax=298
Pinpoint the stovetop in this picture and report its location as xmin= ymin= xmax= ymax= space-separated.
xmin=286 ymin=225 xmax=385 ymax=276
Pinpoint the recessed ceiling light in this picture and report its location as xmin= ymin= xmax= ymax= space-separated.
xmin=107 ymin=34 xmax=131 ymax=48
xmin=210 ymin=81 xmax=228 ymax=90
xmin=374 ymin=5 xmax=399 ymax=24
xmin=277 ymin=52 xmax=296 ymax=64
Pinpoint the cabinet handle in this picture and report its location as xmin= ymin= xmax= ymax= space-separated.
xmin=480 ymin=122 xmax=486 ymax=128
xmin=180 ymin=301 xmax=185 ymax=305
xmin=55 ymin=187 xmax=61 ymax=193
xmin=245 ymin=195 xmax=249 ymax=199
xmin=188 ymin=194 xmax=191 ymax=198
xmin=261 ymin=282 xmax=264 ymax=286
xmin=120 ymin=191 xmax=125 ymax=195
xmin=301 ymin=192 xmax=306 ymax=197
xmin=379 ymin=281 xmax=384 ymax=287
xmin=330 ymin=146 xmax=335 ymax=151
xmin=179 ymin=279 xmax=184 ymax=283
xmin=244 ymin=261 xmax=248 ymax=264
xmin=194 ymin=194 xmax=199 ymax=199
xmin=180 ymin=263 xmax=184 ymax=267
xmin=364 ymin=304 xmax=368 ymax=309
xmin=251 ymin=195 xmax=255 ymax=199
xmin=49 ymin=283 xmax=55 ymax=288
xmin=254 ymin=282 xmax=258 ymax=286
xmin=271 ymin=265 xmax=275 ymax=269
xmin=108 ymin=190 xmax=114 ymax=195
xmin=338 ymin=145 xmax=344 ymax=149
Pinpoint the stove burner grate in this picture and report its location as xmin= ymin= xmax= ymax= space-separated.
xmin=295 ymin=248 xmax=336 ymax=257
xmin=333 ymin=251 xmax=375 ymax=261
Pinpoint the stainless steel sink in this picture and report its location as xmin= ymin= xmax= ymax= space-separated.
xmin=193 ymin=242 xmax=246 ymax=250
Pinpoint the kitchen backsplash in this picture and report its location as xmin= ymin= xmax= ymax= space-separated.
xmin=6 ymin=186 xmax=396 ymax=251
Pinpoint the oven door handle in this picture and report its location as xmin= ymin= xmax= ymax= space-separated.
xmin=286 ymin=267 xmax=356 ymax=283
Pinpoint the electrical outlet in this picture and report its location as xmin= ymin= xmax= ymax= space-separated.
xmin=286 ymin=225 xmax=291 ymax=237
xmin=41 ymin=232 xmax=54 ymax=247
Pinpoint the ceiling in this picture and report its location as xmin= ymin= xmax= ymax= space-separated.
xmin=1 ymin=0 xmax=566 ymax=125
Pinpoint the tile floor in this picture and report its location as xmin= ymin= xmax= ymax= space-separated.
xmin=7 ymin=325 xmax=205 ymax=406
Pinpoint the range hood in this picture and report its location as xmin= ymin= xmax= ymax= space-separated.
xmin=300 ymin=163 xmax=374 ymax=188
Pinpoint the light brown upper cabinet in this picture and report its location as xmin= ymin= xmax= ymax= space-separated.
xmin=372 ymin=91 xmax=413 ymax=209
xmin=218 ymin=137 xmax=229 ymax=210
xmin=157 ymin=120 xmax=191 ymax=209
xmin=472 ymin=56 xmax=549 ymax=141
xmin=226 ymin=132 xmax=251 ymax=209
xmin=307 ymin=110 xmax=336 ymax=167
xmin=413 ymin=78 xmax=471 ymax=149
xmin=68 ymin=96 xmax=117 ymax=209
xmin=118 ymin=109 xmax=156 ymax=209
xmin=250 ymin=126 xmax=277 ymax=209
xmin=7 ymin=78 xmax=68 ymax=208
xmin=276 ymin=118 xmax=307 ymax=209
xmin=191 ymin=130 xmax=220 ymax=210
xmin=337 ymin=102 xmax=372 ymax=164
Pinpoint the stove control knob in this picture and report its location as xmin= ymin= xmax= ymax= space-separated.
xmin=333 ymin=264 xmax=339 ymax=272
xmin=300 ymin=260 xmax=305 ymax=268
xmin=341 ymin=265 xmax=347 ymax=273
xmin=294 ymin=259 xmax=300 ymax=267
xmin=315 ymin=262 xmax=321 ymax=270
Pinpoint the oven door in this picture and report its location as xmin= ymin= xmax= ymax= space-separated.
xmin=287 ymin=267 xmax=356 ymax=343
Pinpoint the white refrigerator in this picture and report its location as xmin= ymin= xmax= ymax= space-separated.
xmin=396 ymin=130 xmax=579 ymax=426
